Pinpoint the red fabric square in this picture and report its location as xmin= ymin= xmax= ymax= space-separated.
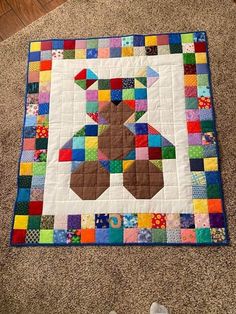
xmin=148 ymin=147 xmax=162 ymax=159
xmin=194 ymin=42 xmax=206 ymax=52
xmin=40 ymin=60 xmax=52 ymax=71
xmin=187 ymin=121 xmax=201 ymax=133
xmin=135 ymin=135 xmax=148 ymax=147
xmin=59 ymin=149 xmax=72 ymax=161
xmin=11 ymin=230 xmax=26 ymax=245
xmin=110 ymin=78 xmax=122 ymax=89
xmin=64 ymin=40 xmax=75 ymax=50
xmin=152 ymin=214 xmax=166 ymax=228
xmin=184 ymin=64 xmax=196 ymax=74
xmin=41 ymin=41 xmax=52 ymax=51
xmin=29 ymin=201 xmax=43 ymax=215
xmin=157 ymin=35 xmax=169 ymax=45
xmin=123 ymin=100 xmax=135 ymax=110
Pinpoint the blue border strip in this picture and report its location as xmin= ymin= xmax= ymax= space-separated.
xmin=10 ymin=31 xmax=229 ymax=247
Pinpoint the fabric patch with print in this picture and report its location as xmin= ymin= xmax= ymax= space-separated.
xmin=11 ymin=33 xmax=228 ymax=246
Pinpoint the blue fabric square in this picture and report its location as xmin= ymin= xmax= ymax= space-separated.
xmin=52 ymin=40 xmax=64 ymax=49
xmin=196 ymin=64 xmax=209 ymax=74
xmin=62 ymin=139 xmax=72 ymax=149
xmin=24 ymin=126 xmax=36 ymax=138
xmin=29 ymin=51 xmax=41 ymax=61
xmin=31 ymin=176 xmax=45 ymax=188
xmin=38 ymin=103 xmax=49 ymax=115
xmin=21 ymin=150 xmax=34 ymax=162
xmin=54 ymin=230 xmax=67 ymax=244
xmin=96 ymin=229 xmax=109 ymax=243
xmin=180 ymin=214 xmax=195 ymax=228
xmin=135 ymin=123 xmax=148 ymax=135
xmin=148 ymin=135 xmax=161 ymax=147
xmin=124 ymin=150 xmax=135 ymax=160
xmin=203 ymin=145 xmax=217 ymax=158
xmin=194 ymin=32 xmax=206 ymax=42
xmin=25 ymin=116 xmax=37 ymax=127
xmin=110 ymin=48 xmax=121 ymax=58
xmin=133 ymin=35 xmax=145 ymax=46
xmin=199 ymin=109 xmax=213 ymax=121
xmin=71 ymin=161 xmax=83 ymax=172
xmin=135 ymin=88 xmax=147 ymax=99
xmin=169 ymin=33 xmax=181 ymax=44
xmin=111 ymin=89 xmax=122 ymax=101
xmin=95 ymin=214 xmax=109 ymax=228
xmin=85 ymin=125 xmax=98 ymax=136
xmin=123 ymin=214 xmax=138 ymax=228
xmin=87 ymin=49 xmax=98 ymax=58
xmin=72 ymin=137 xmax=84 ymax=149
xmin=192 ymin=186 xmax=207 ymax=198
xmin=72 ymin=149 xmax=85 ymax=161
xmin=17 ymin=188 xmax=30 ymax=202
xmin=198 ymin=86 xmax=210 ymax=97
xmin=205 ymin=171 xmax=221 ymax=184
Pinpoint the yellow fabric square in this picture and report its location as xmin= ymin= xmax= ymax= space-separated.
xmin=30 ymin=42 xmax=41 ymax=52
xmin=14 ymin=215 xmax=29 ymax=229
xmin=39 ymin=71 xmax=51 ymax=82
xmin=145 ymin=36 xmax=157 ymax=46
xmin=85 ymin=137 xmax=98 ymax=148
xmin=138 ymin=214 xmax=152 ymax=228
xmin=122 ymin=47 xmax=134 ymax=57
xmin=75 ymin=49 xmax=86 ymax=59
xmin=193 ymin=199 xmax=208 ymax=214
xmin=81 ymin=214 xmax=95 ymax=229
xmin=20 ymin=163 xmax=33 ymax=175
xmin=184 ymin=75 xmax=197 ymax=86
xmin=204 ymin=157 xmax=218 ymax=171
xmin=195 ymin=53 xmax=207 ymax=64
xmin=98 ymin=90 xmax=110 ymax=101
xmin=123 ymin=160 xmax=134 ymax=171
xmin=29 ymin=61 xmax=40 ymax=72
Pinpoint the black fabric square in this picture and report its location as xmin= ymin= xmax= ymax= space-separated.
xmin=190 ymin=158 xmax=204 ymax=171
xmin=170 ymin=44 xmax=182 ymax=53
xmin=36 ymin=138 xmax=48 ymax=149
xmin=145 ymin=46 xmax=158 ymax=55
xmin=18 ymin=176 xmax=32 ymax=188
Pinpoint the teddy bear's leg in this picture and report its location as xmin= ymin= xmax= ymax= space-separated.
xmin=123 ymin=160 xmax=164 ymax=199
xmin=70 ymin=161 xmax=110 ymax=200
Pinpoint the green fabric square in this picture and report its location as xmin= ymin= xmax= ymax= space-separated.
xmin=183 ymin=53 xmax=196 ymax=64
xmin=18 ymin=176 xmax=32 ymax=188
xmin=86 ymin=102 xmax=98 ymax=113
xmin=98 ymin=80 xmax=110 ymax=90
xmin=63 ymin=50 xmax=75 ymax=59
xmin=169 ymin=44 xmax=182 ymax=53
xmin=201 ymin=120 xmax=214 ymax=132
xmin=135 ymin=111 xmax=145 ymax=121
xmin=36 ymin=138 xmax=48 ymax=149
xmin=109 ymin=228 xmax=123 ymax=243
xmin=75 ymin=127 xmax=85 ymax=136
xmin=110 ymin=160 xmax=122 ymax=173
xmin=207 ymin=184 xmax=221 ymax=198
xmin=33 ymin=162 xmax=46 ymax=175
xmin=152 ymin=229 xmax=167 ymax=243
xmin=39 ymin=230 xmax=54 ymax=244
xmin=15 ymin=202 xmax=29 ymax=215
xmin=196 ymin=228 xmax=212 ymax=243
xmin=197 ymin=74 xmax=209 ymax=86
xmin=162 ymin=146 xmax=176 ymax=159
xmin=188 ymin=146 xmax=204 ymax=158
xmin=85 ymin=149 xmax=98 ymax=161
xmin=123 ymin=89 xmax=135 ymax=100
xmin=28 ymin=216 xmax=41 ymax=229
xmin=181 ymin=33 xmax=194 ymax=43
xmin=75 ymin=79 xmax=86 ymax=90
xmin=185 ymin=97 xmax=198 ymax=109
xmin=87 ymin=39 xmax=98 ymax=49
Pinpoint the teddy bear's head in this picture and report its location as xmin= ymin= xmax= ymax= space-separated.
xmin=74 ymin=66 xmax=159 ymax=124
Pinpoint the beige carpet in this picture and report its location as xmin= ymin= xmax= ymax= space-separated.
xmin=0 ymin=0 xmax=236 ymax=313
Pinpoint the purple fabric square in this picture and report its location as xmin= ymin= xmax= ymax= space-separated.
xmin=38 ymin=92 xmax=50 ymax=104
xmin=135 ymin=100 xmax=147 ymax=111
xmin=109 ymin=37 xmax=121 ymax=48
xmin=67 ymin=215 xmax=81 ymax=229
xmin=209 ymin=214 xmax=224 ymax=228
xmin=86 ymin=90 xmax=98 ymax=101
xmin=188 ymin=133 xmax=202 ymax=145
xmin=199 ymin=108 xmax=213 ymax=121
xmin=186 ymin=109 xmax=200 ymax=121
xmin=196 ymin=64 xmax=209 ymax=74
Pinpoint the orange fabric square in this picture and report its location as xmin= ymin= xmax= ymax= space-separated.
xmin=81 ymin=229 xmax=95 ymax=243
xmin=208 ymin=199 xmax=223 ymax=213
xmin=40 ymin=60 xmax=52 ymax=71
xmin=184 ymin=75 xmax=197 ymax=86
xmin=98 ymin=48 xmax=110 ymax=58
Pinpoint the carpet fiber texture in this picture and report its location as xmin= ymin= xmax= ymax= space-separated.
xmin=0 ymin=0 xmax=235 ymax=313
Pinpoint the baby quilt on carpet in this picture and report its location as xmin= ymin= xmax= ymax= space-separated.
xmin=11 ymin=32 xmax=228 ymax=246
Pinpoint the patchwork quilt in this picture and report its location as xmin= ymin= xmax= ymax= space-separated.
xmin=11 ymin=32 xmax=229 ymax=246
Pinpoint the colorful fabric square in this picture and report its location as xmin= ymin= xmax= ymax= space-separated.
xmin=11 ymin=32 xmax=227 ymax=246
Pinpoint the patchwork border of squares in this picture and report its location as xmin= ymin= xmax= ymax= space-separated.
xmin=11 ymin=32 xmax=229 ymax=246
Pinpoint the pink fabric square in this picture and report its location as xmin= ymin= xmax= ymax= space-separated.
xmin=75 ymin=40 xmax=87 ymax=49
xmin=28 ymin=72 xmax=39 ymax=83
xmin=23 ymin=138 xmax=35 ymax=150
xmin=194 ymin=214 xmax=210 ymax=228
xmin=157 ymin=35 xmax=169 ymax=45
xmin=98 ymin=48 xmax=110 ymax=58
xmin=38 ymin=92 xmax=50 ymax=104
xmin=166 ymin=214 xmax=180 ymax=229
xmin=136 ymin=148 xmax=148 ymax=159
xmin=186 ymin=109 xmax=200 ymax=121
xmin=109 ymin=37 xmax=121 ymax=47
xmin=185 ymin=86 xmax=197 ymax=97
xmin=181 ymin=229 xmax=196 ymax=243
xmin=124 ymin=228 xmax=138 ymax=243
xmin=135 ymin=100 xmax=147 ymax=111
xmin=86 ymin=90 xmax=98 ymax=101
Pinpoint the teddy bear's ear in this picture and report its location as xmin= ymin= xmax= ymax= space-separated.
xmin=74 ymin=69 xmax=98 ymax=90
xmin=135 ymin=66 xmax=159 ymax=87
